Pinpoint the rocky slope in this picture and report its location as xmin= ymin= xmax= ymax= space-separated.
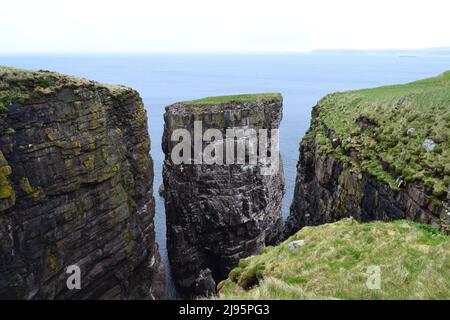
xmin=0 ymin=67 xmax=164 ymax=299
xmin=162 ymin=94 xmax=285 ymax=296
xmin=285 ymin=72 xmax=450 ymax=235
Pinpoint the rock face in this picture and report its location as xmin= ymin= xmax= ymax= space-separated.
xmin=193 ymin=268 xmax=216 ymax=298
xmin=0 ymin=67 xmax=164 ymax=299
xmin=285 ymin=104 xmax=448 ymax=236
xmin=162 ymin=94 xmax=285 ymax=296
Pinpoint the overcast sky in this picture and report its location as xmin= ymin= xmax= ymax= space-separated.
xmin=1 ymin=0 xmax=449 ymax=53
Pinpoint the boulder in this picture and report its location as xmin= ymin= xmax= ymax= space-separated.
xmin=422 ymin=139 xmax=436 ymax=152
xmin=406 ymin=128 xmax=415 ymax=136
xmin=287 ymin=240 xmax=305 ymax=250
xmin=158 ymin=183 xmax=165 ymax=197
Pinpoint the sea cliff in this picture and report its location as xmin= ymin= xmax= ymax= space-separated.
xmin=162 ymin=94 xmax=285 ymax=296
xmin=285 ymin=72 xmax=450 ymax=235
xmin=0 ymin=67 xmax=164 ymax=299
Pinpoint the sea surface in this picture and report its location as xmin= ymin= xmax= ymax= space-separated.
xmin=1 ymin=53 xmax=449 ymax=298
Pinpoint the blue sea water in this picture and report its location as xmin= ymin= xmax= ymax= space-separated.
xmin=1 ymin=53 xmax=449 ymax=299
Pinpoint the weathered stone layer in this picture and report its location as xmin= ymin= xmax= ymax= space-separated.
xmin=162 ymin=95 xmax=285 ymax=296
xmin=0 ymin=67 xmax=164 ymax=299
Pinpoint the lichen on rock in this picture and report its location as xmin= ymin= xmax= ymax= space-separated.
xmin=0 ymin=66 xmax=164 ymax=299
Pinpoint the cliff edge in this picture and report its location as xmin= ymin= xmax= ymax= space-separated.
xmin=0 ymin=67 xmax=164 ymax=299
xmin=286 ymin=72 xmax=450 ymax=235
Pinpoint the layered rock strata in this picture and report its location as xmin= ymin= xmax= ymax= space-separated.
xmin=286 ymin=76 xmax=449 ymax=236
xmin=162 ymin=94 xmax=285 ymax=296
xmin=0 ymin=67 xmax=164 ymax=299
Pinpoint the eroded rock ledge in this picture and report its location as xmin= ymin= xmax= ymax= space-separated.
xmin=0 ymin=67 xmax=164 ymax=299
xmin=162 ymin=94 xmax=285 ymax=296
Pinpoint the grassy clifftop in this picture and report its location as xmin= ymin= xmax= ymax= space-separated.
xmin=0 ymin=66 xmax=130 ymax=114
xmin=183 ymin=93 xmax=281 ymax=105
xmin=217 ymin=219 xmax=449 ymax=299
xmin=311 ymin=71 xmax=450 ymax=202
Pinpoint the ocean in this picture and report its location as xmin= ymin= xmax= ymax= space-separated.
xmin=1 ymin=53 xmax=449 ymax=298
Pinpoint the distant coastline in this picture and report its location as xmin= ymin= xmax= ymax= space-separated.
xmin=311 ymin=47 xmax=450 ymax=56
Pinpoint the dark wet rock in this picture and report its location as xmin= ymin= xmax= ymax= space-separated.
xmin=331 ymin=137 xmax=341 ymax=148
xmin=356 ymin=115 xmax=378 ymax=129
xmin=0 ymin=67 xmax=164 ymax=299
xmin=158 ymin=183 xmax=165 ymax=197
xmin=396 ymin=177 xmax=405 ymax=188
xmin=162 ymin=95 xmax=285 ymax=296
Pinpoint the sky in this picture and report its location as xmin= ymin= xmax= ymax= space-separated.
xmin=1 ymin=0 xmax=449 ymax=53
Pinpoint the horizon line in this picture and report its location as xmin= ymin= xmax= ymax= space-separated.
xmin=1 ymin=46 xmax=450 ymax=56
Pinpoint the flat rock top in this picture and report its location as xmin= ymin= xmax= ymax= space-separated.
xmin=183 ymin=93 xmax=281 ymax=105
xmin=165 ymin=93 xmax=282 ymax=115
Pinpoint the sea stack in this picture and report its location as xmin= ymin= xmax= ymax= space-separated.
xmin=285 ymin=72 xmax=450 ymax=236
xmin=0 ymin=67 xmax=164 ymax=299
xmin=162 ymin=93 xmax=285 ymax=296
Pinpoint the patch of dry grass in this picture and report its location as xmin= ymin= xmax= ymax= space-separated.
xmin=217 ymin=219 xmax=450 ymax=300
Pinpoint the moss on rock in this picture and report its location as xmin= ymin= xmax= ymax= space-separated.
xmin=312 ymin=71 xmax=450 ymax=201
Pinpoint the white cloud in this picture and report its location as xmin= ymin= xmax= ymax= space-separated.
xmin=0 ymin=0 xmax=449 ymax=53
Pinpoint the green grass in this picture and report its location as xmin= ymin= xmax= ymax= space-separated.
xmin=182 ymin=93 xmax=281 ymax=105
xmin=0 ymin=66 xmax=63 ymax=112
xmin=311 ymin=71 xmax=450 ymax=199
xmin=216 ymin=219 xmax=450 ymax=300
xmin=0 ymin=66 xmax=129 ymax=114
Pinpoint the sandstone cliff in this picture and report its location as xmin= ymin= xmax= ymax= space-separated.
xmin=0 ymin=67 xmax=164 ymax=299
xmin=286 ymin=72 xmax=450 ymax=235
xmin=162 ymin=94 xmax=285 ymax=296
